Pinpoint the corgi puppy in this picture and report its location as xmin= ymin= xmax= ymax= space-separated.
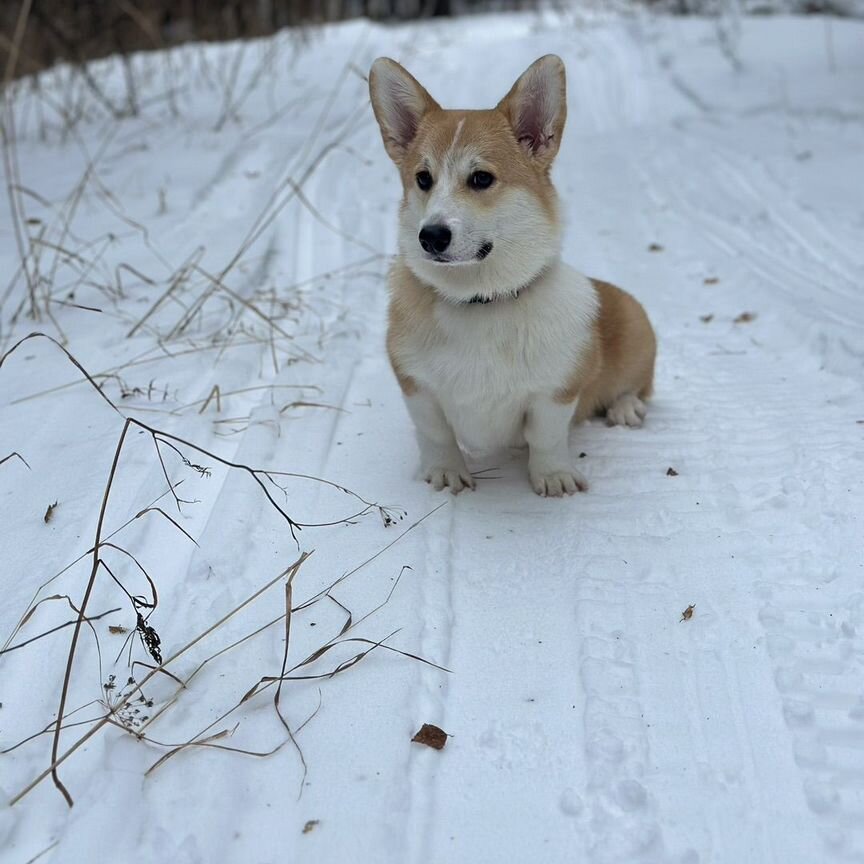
xmin=369 ymin=55 xmax=656 ymax=497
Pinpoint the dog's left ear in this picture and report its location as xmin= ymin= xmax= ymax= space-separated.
xmin=497 ymin=55 xmax=566 ymax=169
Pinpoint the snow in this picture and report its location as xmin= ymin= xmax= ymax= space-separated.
xmin=2 ymin=9 xmax=864 ymax=863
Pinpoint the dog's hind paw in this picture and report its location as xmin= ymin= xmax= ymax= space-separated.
xmin=606 ymin=393 xmax=647 ymax=428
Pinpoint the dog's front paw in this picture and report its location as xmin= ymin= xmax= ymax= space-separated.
xmin=424 ymin=465 xmax=476 ymax=495
xmin=530 ymin=468 xmax=588 ymax=498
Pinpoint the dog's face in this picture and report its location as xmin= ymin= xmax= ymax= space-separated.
xmin=369 ymin=56 xmax=567 ymax=303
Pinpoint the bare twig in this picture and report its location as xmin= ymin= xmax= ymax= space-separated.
xmin=0 ymin=607 xmax=120 ymax=656
xmin=0 ymin=450 xmax=30 ymax=469
xmin=49 ymin=418 xmax=131 ymax=804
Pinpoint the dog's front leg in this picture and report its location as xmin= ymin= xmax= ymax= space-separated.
xmin=405 ymin=389 xmax=475 ymax=494
xmin=524 ymin=397 xmax=587 ymax=497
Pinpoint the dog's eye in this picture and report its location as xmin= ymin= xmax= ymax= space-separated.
xmin=469 ymin=171 xmax=495 ymax=190
xmin=416 ymin=171 xmax=433 ymax=191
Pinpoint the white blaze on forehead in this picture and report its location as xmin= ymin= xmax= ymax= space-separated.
xmin=445 ymin=119 xmax=465 ymax=163
xmin=443 ymin=119 xmax=482 ymax=180
xmin=436 ymin=123 xmax=482 ymax=195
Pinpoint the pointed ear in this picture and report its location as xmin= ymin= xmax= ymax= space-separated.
xmin=497 ymin=55 xmax=566 ymax=168
xmin=369 ymin=58 xmax=439 ymax=164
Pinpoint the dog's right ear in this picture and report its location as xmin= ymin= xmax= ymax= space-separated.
xmin=369 ymin=58 xmax=439 ymax=164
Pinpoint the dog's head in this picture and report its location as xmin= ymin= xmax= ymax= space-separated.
xmin=369 ymin=55 xmax=566 ymax=303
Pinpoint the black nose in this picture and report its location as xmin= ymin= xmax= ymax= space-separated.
xmin=419 ymin=224 xmax=451 ymax=255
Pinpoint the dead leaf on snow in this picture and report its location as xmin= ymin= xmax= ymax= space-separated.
xmin=703 ymin=277 xmax=719 ymax=285
xmin=108 ymin=625 xmax=129 ymax=635
xmin=734 ymin=312 xmax=757 ymax=324
xmin=412 ymin=723 xmax=448 ymax=750
xmin=648 ymin=242 xmax=664 ymax=252
xmin=699 ymin=314 xmax=714 ymax=323
xmin=666 ymin=467 xmax=679 ymax=476
xmin=680 ymin=604 xmax=695 ymax=622
xmin=302 ymin=820 xmax=319 ymax=834
xmin=43 ymin=501 xmax=58 ymax=523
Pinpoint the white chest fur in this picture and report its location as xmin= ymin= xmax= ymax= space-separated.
xmin=402 ymin=263 xmax=598 ymax=453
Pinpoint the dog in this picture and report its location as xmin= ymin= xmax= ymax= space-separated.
xmin=368 ymin=54 xmax=656 ymax=497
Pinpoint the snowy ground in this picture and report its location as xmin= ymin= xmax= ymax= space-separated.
xmin=1 ymin=9 xmax=863 ymax=864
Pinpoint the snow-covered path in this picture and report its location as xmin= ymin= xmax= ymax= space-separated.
xmin=2 ymin=11 xmax=863 ymax=864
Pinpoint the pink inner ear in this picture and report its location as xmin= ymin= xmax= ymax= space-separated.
xmin=518 ymin=130 xmax=552 ymax=154
xmin=393 ymin=102 xmax=419 ymax=147
xmin=514 ymin=87 xmax=555 ymax=155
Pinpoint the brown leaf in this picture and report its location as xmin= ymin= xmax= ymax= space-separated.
xmin=680 ymin=604 xmax=695 ymax=622
xmin=699 ymin=314 xmax=714 ymax=323
xmin=734 ymin=311 xmax=757 ymax=324
xmin=108 ymin=624 xmax=129 ymax=635
xmin=703 ymin=277 xmax=719 ymax=285
xmin=666 ymin=467 xmax=679 ymax=477
xmin=648 ymin=243 xmax=664 ymax=252
xmin=412 ymin=723 xmax=448 ymax=750
xmin=302 ymin=820 xmax=319 ymax=834
xmin=43 ymin=501 xmax=58 ymax=523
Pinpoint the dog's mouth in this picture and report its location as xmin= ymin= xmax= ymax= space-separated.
xmin=428 ymin=242 xmax=493 ymax=265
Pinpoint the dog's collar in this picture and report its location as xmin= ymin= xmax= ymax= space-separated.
xmin=462 ymin=264 xmax=550 ymax=305
xmin=429 ymin=264 xmax=548 ymax=307
xmin=466 ymin=289 xmax=520 ymax=305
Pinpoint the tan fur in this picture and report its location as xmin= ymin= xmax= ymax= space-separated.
xmin=396 ymin=108 xmax=559 ymax=218
xmin=555 ymin=279 xmax=656 ymax=420
xmin=386 ymin=260 xmax=435 ymax=396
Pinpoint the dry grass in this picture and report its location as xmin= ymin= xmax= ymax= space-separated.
xmin=1 ymin=333 xmax=444 ymax=808
xmin=2 ymin=8 xmax=379 ymax=369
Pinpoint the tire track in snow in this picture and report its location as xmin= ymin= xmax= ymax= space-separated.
xmin=633 ymin=113 xmax=864 ymax=860
xmin=663 ymin=131 xmax=860 ymax=301
xmin=406 ymin=506 xmax=457 ymax=864
xmin=760 ymin=594 xmax=864 ymax=861
xmin=575 ymin=579 xmax=674 ymax=863
xmin=639 ymin=129 xmax=864 ymax=373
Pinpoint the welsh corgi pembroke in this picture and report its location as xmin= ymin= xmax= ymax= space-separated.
xmin=369 ymin=55 xmax=656 ymax=497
